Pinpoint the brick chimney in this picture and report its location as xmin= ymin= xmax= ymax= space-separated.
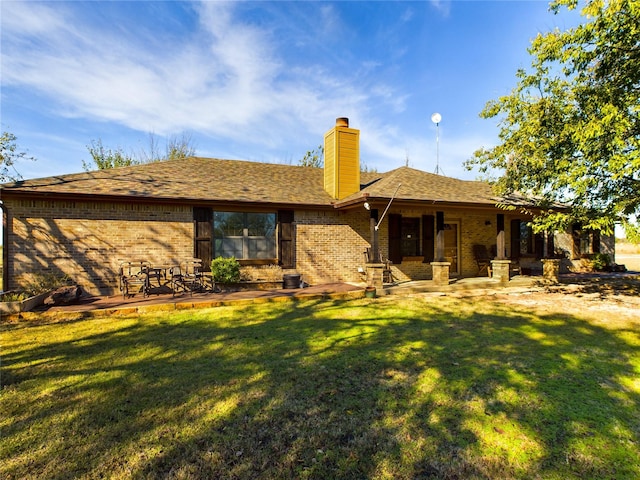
xmin=323 ymin=117 xmax=360 ymax=199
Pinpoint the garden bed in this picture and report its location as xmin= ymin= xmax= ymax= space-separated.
xmin=0 ymin=291 xmax=50 ymax=315
xmin=219 ymin=280 xmax=283 ymax=292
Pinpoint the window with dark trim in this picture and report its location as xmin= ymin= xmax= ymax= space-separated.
xmin=572 ymin=225 xmax=601 ymax=257
xmin=520 ymin=222 xmax=533 ymax=256
xmin=213 ymin=212 xmax=276 ymax=260
xmin=401 ymin=217 xmax=420 ymax=257
xmin=389 ymin=214 xmax=430 ymax=263
xmin=511 ymin=219 xmax=544 ymax=258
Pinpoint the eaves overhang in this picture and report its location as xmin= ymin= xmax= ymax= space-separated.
xmin=0 ymin=189 xmax=336 ymax=211
xmin=331 ymin=194 xmax=543 ymax=213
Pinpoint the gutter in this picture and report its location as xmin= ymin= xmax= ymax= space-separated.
xmin=0 ymin=190 xmax=337 ymax=211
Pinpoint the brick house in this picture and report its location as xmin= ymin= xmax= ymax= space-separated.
xmin=0 ymin=118 xmax=614 ymax=295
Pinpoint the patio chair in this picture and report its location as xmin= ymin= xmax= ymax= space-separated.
xmin=118 ymin=261 xmax=150 ymax=299
xmin=382 ymin=257 xmax=395 ymax=284
xmin=170 ymin=259 xmax=204 ymax=296
xmin=472 ymin=244 xmax=492 ymax=277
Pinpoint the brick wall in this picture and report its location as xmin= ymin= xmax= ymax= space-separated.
xmin=294 ymin=210 xmax=370 ymax=285
xmin=292 ymin=207 xmax=526 ymax=284
xmin=4 ymin=197 xmax=553 ymax=295
xmin=4 ymin=199 xmax=193 ymax=295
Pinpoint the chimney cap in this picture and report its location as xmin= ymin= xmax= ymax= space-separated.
xmin=336 ymin=117 xmax=349 ymax=127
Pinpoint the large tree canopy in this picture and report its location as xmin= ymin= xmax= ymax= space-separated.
xmin=467 ymin=0 xmax=639 ymax=236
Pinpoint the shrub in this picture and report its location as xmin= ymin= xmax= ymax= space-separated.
xmin=16 ymin=272 xmax=73 ymax=296
xmin=210 ymin=257 xmax=241 ymax=284
xmin=591 ymin=253 xmax=611 ymax=271
xmin=0 ymin=291 xmax=28 ymax=302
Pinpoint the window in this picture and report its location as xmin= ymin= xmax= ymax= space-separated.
xmin=213 ymin=212 xmax=276 ymax=260
xmin=520 ymin=222 xmax=533 ymax=256
xmin=511 ymin=219 xmax=544 ymax=259
xmin=573 ymin=225 xmax=600 ymax=256
xmin=401 ymin=217 xmax=420 ymax=257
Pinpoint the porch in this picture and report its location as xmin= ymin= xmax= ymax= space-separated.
xmin=11 ymin=275 xmax=543 ymax=319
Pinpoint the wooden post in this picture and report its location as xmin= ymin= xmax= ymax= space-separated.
xmin=496 ymin=214 xmax=506 ymax=259
xmin=436 ymin=211 xmax=445 ymax=261
xmin=370 ymin=209 xmax=379 ymax=262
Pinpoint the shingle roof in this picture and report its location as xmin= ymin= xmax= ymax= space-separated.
xmin=0 ymin=157 xmax=514 ymax=208
xmin=346 ymin=166 xmax=500 ymax=206
xmin=0 ymin=157 xmax=335 ymax=206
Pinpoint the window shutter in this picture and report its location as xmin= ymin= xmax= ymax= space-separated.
xmin=422 ymin=215 xmax=435 ymax=262
xmin=388 ymin=214 xmax=402 ymax=264
xmin=278 ymin=210 xmax=295 ymax=269
xmin=592 ymin=231 xmax=601 ymax=253
xmin=510 ymin=219 xmax=521 ymax=260
xmin=534 ymin=233 xmax=545 ymax=259
xmin=548 ymin=232 xmax=555 ymax=258
xmin=572 ymin=224 xmax=581 ymax=259
xmin=194 ymin=207 xmax=213 ymax=271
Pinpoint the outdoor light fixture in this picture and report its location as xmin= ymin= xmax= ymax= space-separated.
xmin=363 ymin=202 xmax=371 ymax=210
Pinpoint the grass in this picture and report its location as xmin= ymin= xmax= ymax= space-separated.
xmin=2 ymin=295 xmax=639 ymax=479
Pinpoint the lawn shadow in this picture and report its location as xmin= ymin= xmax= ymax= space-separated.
xmin=2 ymin=296 xmax=639 ymax=479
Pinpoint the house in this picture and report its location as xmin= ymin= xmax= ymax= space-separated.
xmin=0 ymin=118 xmax=614 ymax=295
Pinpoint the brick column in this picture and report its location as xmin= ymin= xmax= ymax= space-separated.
xmin=542 ymin=258 xmax=561 ymax=283
xmin=491 ymin=259 xmax=511 ymax=284
xmin=366 ymin=263 xmax=384 ymax=290
xmin=430 ymin=261 xmax=451 ymax=286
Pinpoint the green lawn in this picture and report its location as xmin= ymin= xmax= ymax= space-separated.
xmin=2 ymin=295 xmax=639 ymax=479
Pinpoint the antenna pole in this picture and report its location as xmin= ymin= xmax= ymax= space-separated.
xmin=435 ymin=122 xmax=440 ymax=174
xmin=431 ymin=112 xmax=444 ymax=175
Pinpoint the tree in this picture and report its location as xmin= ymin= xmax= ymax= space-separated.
xmin=466 ymin=0 xmax=640 ymax=237
xmin=0 ymin=130 xmax=35 ymax=182
xmin=299 ymin=145 xmax=324 ymax=168
xmin=82 ymin=139 xmax=139 ymax=171
xmin=138 ymin=132 xmax=197 ymax=163
xmin=83 ymin=133 xmax=197 ymax=171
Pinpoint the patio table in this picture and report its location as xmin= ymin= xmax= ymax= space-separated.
xmin=147 ymin=264 xmax=178 ymax=288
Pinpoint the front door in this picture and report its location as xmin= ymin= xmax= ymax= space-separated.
xmin=443 ymin=222 xmax=459 ymax=275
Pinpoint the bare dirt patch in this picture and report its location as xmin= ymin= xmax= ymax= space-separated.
xmin=480 ymin=277 xmax=640 ymax=323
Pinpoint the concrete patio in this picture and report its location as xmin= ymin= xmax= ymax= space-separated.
xmin=5 ymin=270 xmax=638 ymax=322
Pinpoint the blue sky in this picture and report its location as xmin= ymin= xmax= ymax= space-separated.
xmin=1 ymin=0 xmax=581 ymax=181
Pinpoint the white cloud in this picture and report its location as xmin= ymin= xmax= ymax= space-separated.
xmin=2 ymin=0 xmax=469 ymax=174
xmin=429 ymin=0 xmax=452 ymax=17
xmin=2 ymin=2 xmax=393 ymax=143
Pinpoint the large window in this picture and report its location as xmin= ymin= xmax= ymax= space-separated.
xmin=213 ymin=212 xmax=276 ymax=259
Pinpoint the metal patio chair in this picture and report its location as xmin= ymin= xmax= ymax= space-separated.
xmin=170 ymin=259 xmax=204 ymax=296
xmin=118 ymin=261 xmax=150 ymax=299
